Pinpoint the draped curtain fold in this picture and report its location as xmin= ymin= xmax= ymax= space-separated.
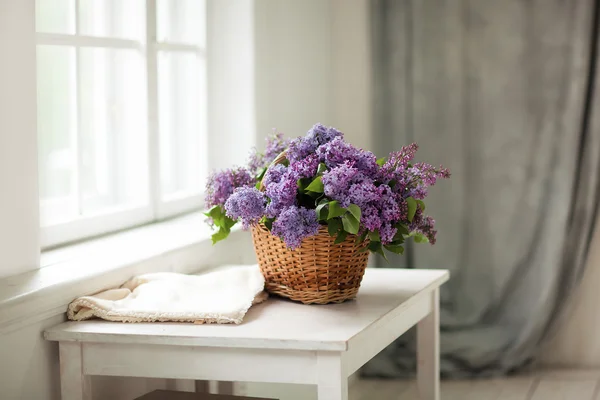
xmin=365 ymin=0 xmax=600 ymax=378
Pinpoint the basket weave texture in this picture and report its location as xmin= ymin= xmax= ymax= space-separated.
xmin=251 ymin=223 xmax=370 ymax=304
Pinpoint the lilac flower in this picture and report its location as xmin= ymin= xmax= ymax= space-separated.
xmin=265 ymin=174 xmax=298 ymax=218
xmin=405 ymin=163 xmax=451 ymax=199
xmin=224 ymin=186 xmax=267 ymax=229
xmin=309 ymin=123 xmax=344 ymax=145
xmin=409 ymin=210 xmax=438 ymax=245
xmin=248 ymin=132 xmax=290 ymax=173
xmin=378 ymin=185 xmax=401 ymax=222
xmin=289 ymin=153 xmax=319 ymax=180
xmin=205 ymin=168 xmax=254 ymax=208
xmin=287 ymin=123 xmax=344 ymax=164
xmin=287 ymin=135 xmax=319 ymax=164
xmin=361 ymin=205 xmax=382 ymax=232
xmin=322 ymin=162 xmax=364 ymax=207
xmin=382 ymin=143 xmax=419 ymax=175
xmin=348 ymin=181 xmax=380 ymax=209
xmin=271 ymin=206 xmax=320 ymax=249
xmin=316 ymin=136 xmax=378 ymax=176
xmin=263 ymin=164 xmax=287 ymax=188
xmin=379 ymin=223 xmax=398 ymax=245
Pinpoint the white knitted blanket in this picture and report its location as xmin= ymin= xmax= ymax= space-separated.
xmin=67 ymin=264 xmax=267 ymax=324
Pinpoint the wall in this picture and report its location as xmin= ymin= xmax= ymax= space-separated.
xmin=253 ymin=0 xmax=372 ymax=151
xmin=207 ymin=0 xmax=256 ymax=169
xmin=0 ymin=0 xmax=40 ymax=278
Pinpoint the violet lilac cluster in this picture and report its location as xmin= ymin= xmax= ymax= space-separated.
xmin=205 ymin=122 xmax=449 ymax=251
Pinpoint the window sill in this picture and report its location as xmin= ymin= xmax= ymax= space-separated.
xmin=0 ymin=212 xmax=255 ymax=333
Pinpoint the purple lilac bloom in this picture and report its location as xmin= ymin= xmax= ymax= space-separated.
xmin=379 ymin=223 xmax=398 ymax=245
xmin=348 ymin=181 xmax=380 ymax=209
xmin=248 ymin=132 xmax=290 ymax=173
xmin=262 ymin=164 xmax=287 ymax=188
xmin=361 ymin=205 xmax=382 ymax=232
xmin=271 ymin=206 xmax=320 ymax=249
xmin=409 ymin=209 xmax=437 ymax=245
xmin=205 ymin=168 xmax=254 ymax=208
xmin=316 ymin=136 xmax=378 ymax=176
xmin=289 ymin=153 xmax=319 ymax=180
xmin=224 ymin=186 xmax=267 ymax=229
xmin=378 ymin=185 xmax=401 ymax=222
xmin=265 ymin=174 xmax=298 ymax=218
xmin=308 ymin=123 xmax=344 ymax=145
xmin=287 ymin=124 xmax=344 ymax=164
xmin=379 ymin=143 xmax=419 ymax=185
xmin=322 ymin=162 xmax=364 ymax=207
xmin=287 ymin=136 xmax=319 ymax=164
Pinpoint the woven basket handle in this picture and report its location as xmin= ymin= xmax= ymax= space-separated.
xmin=259 ymin=149 xmax=288 ymax=191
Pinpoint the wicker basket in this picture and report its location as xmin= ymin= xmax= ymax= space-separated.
xmin=251 ymin=223 xmax=370 ymax=304
xmin=252 ymin=149 xmax=370 ymax=304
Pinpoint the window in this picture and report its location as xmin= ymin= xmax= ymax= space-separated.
xmin=36 ymin=0 xmax=207 ymax=248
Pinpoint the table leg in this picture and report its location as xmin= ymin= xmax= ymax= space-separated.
xmin=166 ymin=379 xmax=196 ymax=392
xmin=59 ymin=342 xmax=92 ymax=400
xmin=417 ymin=289 xmax=440 ymax=400
xmin=317 ymin=351 xmax=348 ymax=400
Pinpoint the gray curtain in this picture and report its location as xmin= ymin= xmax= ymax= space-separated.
xmin=364 ymin=0 xmax=600 ymax=378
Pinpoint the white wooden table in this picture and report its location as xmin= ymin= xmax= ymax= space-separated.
xmin=45 ymin=268 xmax=449 ymax=400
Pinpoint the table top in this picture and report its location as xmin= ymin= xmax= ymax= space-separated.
xmin=44 ymin=268 xmax=448 ymax=351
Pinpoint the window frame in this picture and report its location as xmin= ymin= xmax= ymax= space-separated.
xmin=36 ymin=0 xmax=207 ymax=249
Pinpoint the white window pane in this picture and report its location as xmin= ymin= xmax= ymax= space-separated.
xmin=36 ymin=0 xmax=75 ymax=34
xmin=157 ymin=0 xmax=206 ymax=46
xmin=78 ymin=0 xmax=145 ymax=40
xmin=158 ymin=51 xmax=207 ymax=199
xmin=37 ymin=46 xmax=78 ymax=225
xmin=79 ymin=48 xmax=149 ymax=215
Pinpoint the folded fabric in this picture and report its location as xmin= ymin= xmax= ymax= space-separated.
xmin=67 ymin=264 xmax=267 ymax=324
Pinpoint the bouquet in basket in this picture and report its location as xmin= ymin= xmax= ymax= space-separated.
xmin=205 ymin=123 xmax=449 ymax=258
xmin=205 ymin=124 xmax=448 ymax=304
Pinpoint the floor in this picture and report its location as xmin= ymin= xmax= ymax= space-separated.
xmin=352 ymin=369 xmax=600 ymax=400
xmin=239 ymin=369 xmax=600 ymax=399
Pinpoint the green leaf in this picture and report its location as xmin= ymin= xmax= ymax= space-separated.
xmin=413 ymin=232 xmax=429 ymax=244
xmin=407 ymin=197 xmax=417 ymax=222
xmin=327 ymin=218 xmax=342 ymax=236
xmin=211 ymin=227 xmax=230 ymax=244
xmin=206 ymin=206 xmax=226 ymax=227
xmin=395 ymin=222 xmax=409 ymax=236
xmin=317 ymin=162 xmax=328 ymax=174
xmin=368 ymin=241 xmax=387 ymax=260
xmin=356 ymin=230 xmax=368 ymax=244
xmin=316 ymin=202 xmax=329 ymax=220
xmin=417 ymin=199 xmax=426 ymax=212
xmin=376 ymin=157 xmax=387 ymax=166
xmin=222 ymin=215 xmax=236 ymax=230
xmin=390 ymin=237 xmax=405 ymax=246
xmin=384 ymin=244 xmax=405 ymax=255
xmin=328 ymin=200 xmax=347 ymax=219
xmin=341 ymin=213 xmax=360 ymax=234
xmin=264 ymin=218 xmax=275 ymax=231
xmin=334 ymin=230 xmax=348 ymax=244
xmin=205 ymin=205 xmax=222 ymax=219
xmin=306 ymin=190 xmax=322 ymax=199
xmin=256 ymin=167 xmax=267 ymax=182
xmin=369 ymin=230 xmax=381 ymax=242
xmin=347 ymin=204 xmax=361 ymax=222
xmin=305 ymin=176 xmax=324 ymax=193
xmin=297 ymin=178 xmax=312 ymax=191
